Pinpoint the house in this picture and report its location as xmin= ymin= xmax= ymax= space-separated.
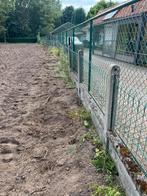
xmin=93 ymin=0 xmax=147 ymax=66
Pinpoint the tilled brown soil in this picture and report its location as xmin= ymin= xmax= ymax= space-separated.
xmin=0 ymin=44 xmax=105 ymax=196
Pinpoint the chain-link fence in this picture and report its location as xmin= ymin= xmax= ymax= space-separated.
xmin=45 ymin=0 xmax=147 ymax=179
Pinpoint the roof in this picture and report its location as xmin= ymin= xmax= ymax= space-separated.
xmin=94 ymin=0 xmax=147 ymax=26
xmin=114 ymin=0 xmax=147 ymax=19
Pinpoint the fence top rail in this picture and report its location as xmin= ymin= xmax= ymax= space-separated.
xmin=51 ymin=0 xmax=140 ymax=35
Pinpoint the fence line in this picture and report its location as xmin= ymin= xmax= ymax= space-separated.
xmin=43 ymin=0 xmax=147 ymax=181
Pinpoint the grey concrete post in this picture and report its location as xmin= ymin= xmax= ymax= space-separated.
xmin=105 ymin=65 xmax=120 ymax=146
xmin=78 ymin=50 xmax=84 ymax=96
xmin=78 ymin=50 xmax=84 ymax=83
xmin=68 ymin=46 xmax=71 ymax=70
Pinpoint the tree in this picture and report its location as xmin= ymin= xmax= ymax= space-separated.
xmin=72 ymin=8 xmax=86 ymax=25
xmin=0 ymin=0 xmax=61 ymax=40
xmin=61 ymin=6 xmax=74 ymax=24
xmin=0 ymin=0 xmax=14 ymax=40
xmin=34 ymin=0 xmax=61 ymax=34
xmin=6 ymin=0 xmax=31 ymax=37
xmin=87 ymin=0 xmax=116 ymax=19
xmin=54 ymin=6 xmax=74 ymax=28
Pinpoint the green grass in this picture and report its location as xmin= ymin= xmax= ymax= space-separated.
xmin=50 ymin=47 xmax=74 ymax=88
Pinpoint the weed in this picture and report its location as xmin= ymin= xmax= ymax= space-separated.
xmin=50 ymin=47 xmax=60 ymax=57
xmin=50 ymin=47 xmax=74 ymax=88
xmin=91 ymin=184 xmax=124 ymax=196
xmin=92 ymin=148 xmax=117 ymax=175
xmin=66 ymin=144 xmax=77 ymax=155
xmin=80 ymin=130 xmax=102 ymax=148
xmin=68 ymin=107 xmax=92 ymax=128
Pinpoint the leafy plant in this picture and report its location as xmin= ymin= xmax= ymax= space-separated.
xmin=59 ymin=49 xmax=74 ymax=88
xmin=91 ymin=185 xmax=124 ymax=196
xmin=66 ymin=144 xmax=77 ymax=155
xmin=80 ymin=130 xmax=102 ymax=148
xmin=68 ymin=107 xmax=93 ymax=128
xmin=50 ymin=47 xmax=60 ymax=57
xmin=92 ymin=148 xmax=117 ymax=175
xmin=50 ymin=47 xmax=74 ymax=88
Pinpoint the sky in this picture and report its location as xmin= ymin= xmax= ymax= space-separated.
xmin=61 ymin=0 xmax=126 ymax=12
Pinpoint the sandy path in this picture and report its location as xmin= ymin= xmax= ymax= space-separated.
xmin=0 ymin=44 xmax=104 ymax=196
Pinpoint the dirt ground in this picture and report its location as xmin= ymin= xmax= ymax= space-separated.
xmin=0 ymin=44 xmax=106 ymax=196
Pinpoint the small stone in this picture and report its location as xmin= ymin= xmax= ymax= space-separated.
xmin=47 ymin=179 xmax=51 ymax=184
xmin=57 ymin=159 xmax=65 ymax=166
xmin=33 ymin=147 xmax=47 ymax=159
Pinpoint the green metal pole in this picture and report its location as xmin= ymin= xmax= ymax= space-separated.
xmin=66 ymin=31 xmax=68 ymax=46
xmin=72 ymin=28 xmax=75 ymax=51
xmin=62 ymin=32 xmax=64 ymax=44
xmin=72 ymin=28 xmax=75 ymax=71
xmin=88 ymin=20 xmax=93 ymax=92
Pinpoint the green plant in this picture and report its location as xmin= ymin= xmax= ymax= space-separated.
xmin=50 ymin=47 xmax=74 ymax=87
xmin=68 ymin=107 xmax=92 ymax=128
xmin=50 ymin=47 xmax=60 ymax=57
xmin=91 ymin=185 xmax=124 ymax=196
xmin=92 ymin=148 xmax=117 ymax=175
xmin=66 ymin=144 xmax=77 ymax=155
xmin=80 ymin=130 xmax=102 ymax=147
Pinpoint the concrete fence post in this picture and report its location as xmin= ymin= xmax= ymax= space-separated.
xmin=105 ymin=65 xmax=120 ymax=149
xmin=68 ymin=46 xmax=71 ymax=71
xmin=77 ymin=50 xmax=84 ymax=96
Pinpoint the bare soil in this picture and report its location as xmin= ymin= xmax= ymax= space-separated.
xmin=0 ymin=44 xmax=105 ymax=196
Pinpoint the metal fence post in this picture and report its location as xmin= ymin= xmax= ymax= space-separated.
xmin=105 ymin=65 xmax=120 ymax=149
xmin=72 ymin=28 xmax=75 ymax=52
xmin=66 ymin=31 xmax=68 ymax=46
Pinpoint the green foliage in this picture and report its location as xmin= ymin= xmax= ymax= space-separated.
xmin=66 ymin=144 xmax=77 ymax=154
xmin=87 ymin=0 xmax=116 ymax=19
xmin=6 ymin=37 xmax=37 ymax=43
xmin=68 ymin=108 xmax=92 ymax=128
xmin=50 ymin=47 xmax=74 ymax=88
xmin=50 ymin=47 xmax=60 ymax=57
xmin=92 ymin=148 xmax=117 ymax=175
xmin=66 ymin=87 xmax=124 ymax=195
xmin=91 ymin=185 xmax=124 ymax=196
xmin=81 ymin=130 xmax=102 ymax=147
xmin=0 ymin=0 xmax=14 ymax=40
xmin=55 ymin=6 xmax=86 ymax=27
xmin=72 ymin=8 xmax=86 ymax=25
xmin=0 ymin=0 xmax=61 ymax=40
xmin=61 ymin=6 xmax=74 ymax=25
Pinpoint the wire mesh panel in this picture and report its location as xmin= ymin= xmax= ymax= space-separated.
xmin=114 ymin=65 xmax=147 ymax=176
xmin=69 ymin=49 xmax=78 ymax=74
xmin=74 ymin=22 xmax=91 ymax=87
xmin=79 ymin=54 xmax=89 ymax=87
xmin=90 ymin=62 xmax=109 ymax=114
xmin=91 ymin=0 xmax=147 ymax=176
